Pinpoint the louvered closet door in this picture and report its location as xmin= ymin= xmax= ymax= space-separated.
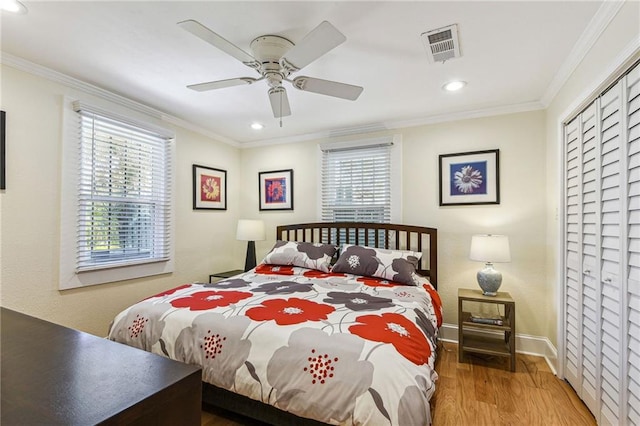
xmin=563 ymin=61 xmax=640 ymax=426
xmin=599 ymin=80 xmax=623 ymax=426
xmin=580 ymin=103 xmax=601 ymax=414
xmin=564 ymin=116 xmax=582 ymax=389
xmin=625 ymin=64 xmax=640 ymax=426
xmin=563 ymin=105 xmax=601 ymax=416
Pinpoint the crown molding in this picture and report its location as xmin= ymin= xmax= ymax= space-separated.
xmin=0 ymin=52 xmax=239 ymax=147
xmin=383 ymin=101 xmax=545 ymax=130
xmin=240 ymin=100 xmax=544 ymax=148
xmin=540 ymin=0 xmax=625 ymax=107
xmin=558 ymin=37 xmax=640 ymax=125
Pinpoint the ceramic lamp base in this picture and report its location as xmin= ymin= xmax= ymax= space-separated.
xmin=477 ymin=262 xmax=502 ymax=296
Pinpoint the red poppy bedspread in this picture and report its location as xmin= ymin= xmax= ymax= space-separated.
xmin=108 ymin=264 xmax=443 ymax=425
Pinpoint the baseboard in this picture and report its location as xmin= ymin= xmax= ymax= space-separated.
xmin=438 ymin=322 xmax=558 ymax=375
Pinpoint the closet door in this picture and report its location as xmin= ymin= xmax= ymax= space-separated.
xmin=580 ymin=103 xmax=601 ymax=414
xmin=599 ymin=80 xmax=623 ymax=426
xmin=625 ymin=64 xmax=640 ymax=426
xmin=564 ymin=116 xmax=583 ymax=390
xmin=563 ymin=62 xmax=640 ymax=426
xmin=563 ymin=103 xmax=601 ymax=416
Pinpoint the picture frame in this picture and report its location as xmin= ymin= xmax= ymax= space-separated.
xmin=193 ymin=164 xmax=227 ymax=210
xmin=259 ymin=169 xmax=293 ymax=211
xmin=439 ymin=149 xmax=500 ymax=206
xmin=1 ymin=110 xmax=5 ymax=190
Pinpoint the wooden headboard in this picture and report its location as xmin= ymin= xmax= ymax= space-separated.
xmin=276 ymin=222 xmax=438 ymax=288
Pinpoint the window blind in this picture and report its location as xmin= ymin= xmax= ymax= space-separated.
xmin=321 ymin=143 xmax=392 ymax=224
xmin=74 ymin=104 xmax=172 ymax=272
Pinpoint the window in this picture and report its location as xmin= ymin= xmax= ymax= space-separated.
xmin=319 ymin=136 xmax=401 ymax=242
xmin=321 ymin=142 xmax=392 ymax=223
xmin=60 ymin=100 xmax=174 ymax=289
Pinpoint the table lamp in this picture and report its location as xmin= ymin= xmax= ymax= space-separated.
xmin=469 ymin=234 xmax=511 ymax=296
xmin=237 ymin=219 xmax=266 ymax=272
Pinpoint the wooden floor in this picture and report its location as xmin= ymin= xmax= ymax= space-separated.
xmin=201 ymin=341 xmax=596 ymax=425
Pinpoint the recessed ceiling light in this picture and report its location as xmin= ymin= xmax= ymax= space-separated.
xmin=443 ymin=81 xmax=467 ymax=92
xmin=251 ymin=122 xmax=264 ymax=130
xmin=1 ymin=0 xmax=28 ymax=14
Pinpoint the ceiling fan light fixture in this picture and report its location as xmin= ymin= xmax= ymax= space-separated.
xmin=251 ymin=122 xmax=264 ymax=130
xmin=443 ymin=80 xmax=466 ymax=92
xmin=1 ymin=0 xmax=27 ymax=14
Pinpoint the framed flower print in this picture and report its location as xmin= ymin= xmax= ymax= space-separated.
xmin=193 ymin=164 xmax=227 ymax=210
xmin=259 ymin=169 xmax=293 ymax=211
xmin=439 ymin=149 xmax=500 ymax=206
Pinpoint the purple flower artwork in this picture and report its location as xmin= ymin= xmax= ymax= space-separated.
xmin=265 ymin=177 xmax=286 ymax=204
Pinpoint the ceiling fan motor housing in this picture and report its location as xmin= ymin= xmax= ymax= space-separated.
xmin=250 ymin=35 xmax=294 ymax=87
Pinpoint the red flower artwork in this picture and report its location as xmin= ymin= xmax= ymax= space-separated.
xmin=145 ymin=284 xmax=192 ymax=300
xmin=266 ymin=178 xmax=285 ymax=203
xmin=170 ymin=290 xmax=252 ymax=311
xmin=423 ymin=283 xmax=443 ymax=327
xmin=348 ymin=312 xmax=430 ymax=365
xmin=255 ymin=264 xmax=295 ymax=275
xmin=303 ymin=270 xmax=346 ymax=279
xmin=356 ymin=276 xmax=398 ymax=288
xmin=200 ymin=175 xmax=221 ymax=202
xmin=246 ymin=298 xmax=335 ymax=325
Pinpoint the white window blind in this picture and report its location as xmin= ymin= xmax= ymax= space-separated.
xmin=74 ymin=102 xmax=172 ymax=272
xmin=321 ymin=143 xmax=392 ymax=224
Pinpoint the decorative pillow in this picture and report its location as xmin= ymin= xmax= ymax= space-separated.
xmin=261 ymin=240 xmax=338 ymax=273
xmin=331 ymin=244 xmax=422 ymax=286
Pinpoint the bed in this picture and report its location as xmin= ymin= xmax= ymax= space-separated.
xmin=108 ymin=222 xmax=441 ymax=425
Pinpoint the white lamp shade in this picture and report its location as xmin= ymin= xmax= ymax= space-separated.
xmin=236 ymin=220 xmax=265 ymax=241
xmin=470 ymin=234 xmax=511 ymax=263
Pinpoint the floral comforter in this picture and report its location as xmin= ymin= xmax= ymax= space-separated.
xmin=108 ymin=264 xmax=443 ymax=425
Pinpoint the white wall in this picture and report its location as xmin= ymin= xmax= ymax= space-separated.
xmin=240 ymin=111 xmax=549 ymax=337
xmin=0 ymin=64 xmax=243 ymax=336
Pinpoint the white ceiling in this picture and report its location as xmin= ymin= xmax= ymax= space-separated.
xmin=1 ymin=1 xmax=605 ymax=145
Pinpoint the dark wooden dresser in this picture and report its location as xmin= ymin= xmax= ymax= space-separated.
xmin=1 ymin=307 xmax=202 ymax=425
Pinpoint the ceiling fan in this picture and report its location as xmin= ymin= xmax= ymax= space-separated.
xmin=178 ymin=19 xmax=364 ymax=118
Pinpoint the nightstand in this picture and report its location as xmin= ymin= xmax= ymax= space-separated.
xmin=458 ymin=288 xmax=516 ymax=371
xmin=208 ymin=269 xmax=245 ymax=283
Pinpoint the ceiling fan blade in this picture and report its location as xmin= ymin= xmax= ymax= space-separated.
xmin=268 ymin=87 xmax=291 ymax=118
xmin=187 ymin=77 xmax=258 ymax=92
xmin=178 ymin=20 xmax=259 ymax=68
xmin=281 ymin=21 xmax=346 ymax=72
xmin=292 ymin=76 xmax=363 ymax=100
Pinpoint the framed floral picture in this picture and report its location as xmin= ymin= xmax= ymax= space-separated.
xmin=439 ymin=149 xmax=500 ymax=206
xmin=193 ymin=164 xmax=227 ymax=210
xmin=259 ymin=169 xmax=293 ymax=211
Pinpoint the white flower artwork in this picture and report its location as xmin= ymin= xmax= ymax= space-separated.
xmin=453 ymin=165 xmax=483 ymax=194
xmin=439 ymin=149 xmax=500 ymax=206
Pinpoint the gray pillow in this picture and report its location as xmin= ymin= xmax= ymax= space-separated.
xmin=331 ymin=244 xmax=422 ymax=286
xmin=262 ymin=240 xmax=338 ymax=272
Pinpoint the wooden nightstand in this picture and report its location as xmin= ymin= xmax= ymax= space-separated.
xmin=458 ymin=288 xmax=516 ymax=371
xmin=208 ymin=269 xmax=245 ymax=283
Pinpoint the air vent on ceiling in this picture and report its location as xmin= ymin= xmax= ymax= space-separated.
xmin=421 ymin=24 xmax=461 ymax=64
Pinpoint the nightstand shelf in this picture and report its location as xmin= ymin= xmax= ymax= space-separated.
xmin=209 ymin=269 xmax=244 ymax=283
xmin=458 ymin=288 xmax=516 ymax=371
